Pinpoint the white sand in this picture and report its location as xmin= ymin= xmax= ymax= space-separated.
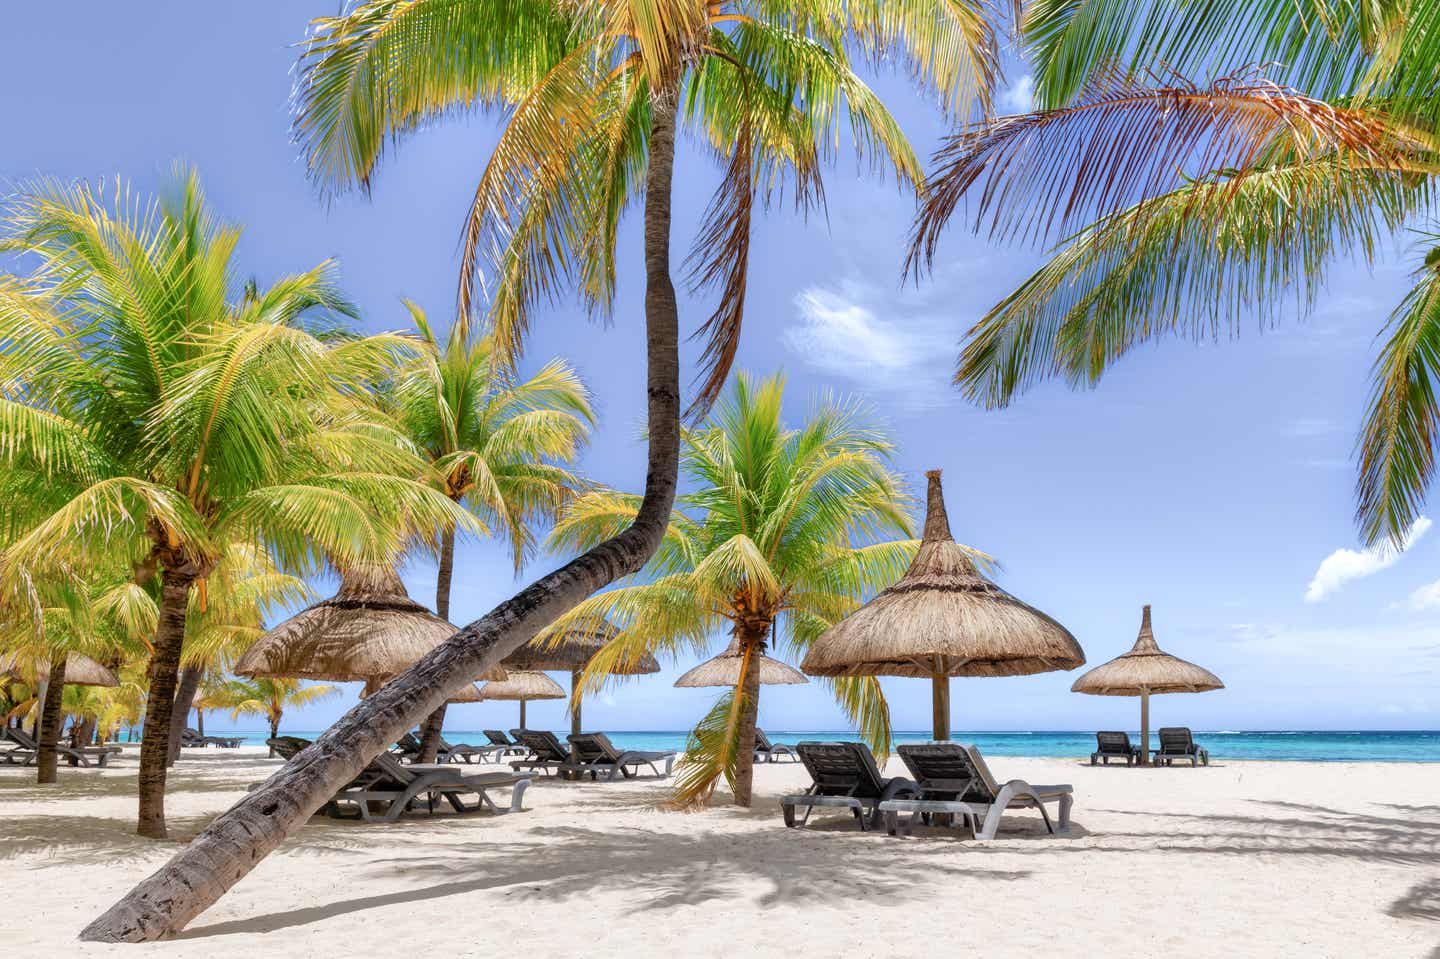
xmin=3 ymin=745 xmax=1436 ymax=958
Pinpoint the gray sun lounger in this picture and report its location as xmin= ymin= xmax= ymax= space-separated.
xmin=509 ymin=729 xmax=574 ymax=775
xmin=1091 ymin=731 xmax=1141 ymax=766
xmin=780 ymin=741 xmax=918 ymax=831
xmin=182 ymin=727 xmax=243 ymax=749
xmin=266 ymin=736 xmax=531 ymax=822
xmin=483 ymin=729 xmax=530 ymax=761
xmin=755 ymin=729 xmax=799 ymax=764
xmin=878 ymin=743 xmax=1073 ymax=840
xmin=435 ymin=735 xmax=497 ymax=764
xmin=1153 ymin=727 xmax=1210 ymax=766
xmin=3 ymin=727 xmax=121 ymax=767
xmin=567 ymin=732 xmax=676 ymax=781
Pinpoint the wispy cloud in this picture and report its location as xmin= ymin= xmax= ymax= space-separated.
xmin=1405 ymin=578 xmax=1440 ymax=611
xmin=1000 ymin=75 xmax=1034 ymax=113
xmin=783 ymin=279 xmax=955 ymax=408
xmin=1304 ymin=516 xmax=1432 ymax=602
xmin=1284 ymin=417 xmax=1338 ymax=437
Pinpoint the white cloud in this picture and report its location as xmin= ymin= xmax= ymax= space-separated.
xmin=1304 ymin=516 xmax=1432 ymax=602
xmin=1000 ymin=75 xmax=1034 ymax=113
xmin=783 ymin=281 xmax=954 ymax=407
xmin=1406 ymin=578 xmax=1440 ymax=611
xmin=1284 ymin=417 xmax=1337 ymax=437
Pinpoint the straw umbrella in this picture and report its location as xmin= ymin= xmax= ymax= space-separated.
xmin=504 ymin=619 xmax=658 ymax=737
xmin=234 ymin=565 xmax=504 ymax=690
xmin=0 ymin=652 xmax=118 ymax=689
xmin=674 ymin=635 xmax=808 ymax=688
xmin=475 ymin=670 xmax=565 ymax=729
xmin=1071 ymin=605 xmax=1223 ymax=765
xmin=801 ymin=469 xmax=1084 ymax=740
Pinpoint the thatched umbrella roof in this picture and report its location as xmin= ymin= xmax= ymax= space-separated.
xmin=674 ymin=637 xmax=808 ymax=688
xmin=477 ymin=671 xmax=567 ymax=701
xmin=445 ymin=683 xmax=486 ymax=704
xmin=0 ymin=651 xmax=118 ymax=688
xmin=234 ymin=565 xmax=504 ymax=684
xmin=801 ymin=469 xmax=1083 ymax=739
xmin=1071 ymin=605 xmax=1223 ymax=697
xmin=1072 ymin=605 xmax=1221 ymax=766
xmin=504 ymin=619 xmax=660 ymax=675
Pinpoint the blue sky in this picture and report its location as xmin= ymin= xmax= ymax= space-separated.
xmin=3 ymin=3 xmax=1436 ymax=733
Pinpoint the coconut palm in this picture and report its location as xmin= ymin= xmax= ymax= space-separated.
xmin=84 ymin=1 xmax=1004 ymax=939
xmin=0 ymin=168 xmax=474 ymax=837
xmin=392 ymin=303 xmax=593 ymax=758
xmin=907 ymin=0 xmax=1440 ymax=548
xmin=210 ymin=677 xmax=340 ymax=754
xmin=545 ymin=374 xmax=978 ymax=806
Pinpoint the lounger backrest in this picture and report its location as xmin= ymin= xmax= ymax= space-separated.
xmin=568 ymin=732 xmax=622 ymax=763
xmin=267 ymin=736 xmax=312 ymax=760
xmin=395 ymin=732 xmax=422 ymax=753
xmin=795 ymin=741 xmax=887 ymax=799
xmin=370 ymin=750 xmax=420 ymax=786
xmin=895 ymin=743 xmax=983 ymax=801
xmin=755 ymin=729 xmax=774 ymax=751
xmin=516 ymin=729 xmax=570 ymax=761
xmin=1159 ymin=727 xmax=1193 ymax=752
xmin=484 ymin=730 xmax=512 ymax=746
xmin=5 ymin=727 xmax=38 ymax=749
xmin=1096 ymin=731 xmax=1132 ymax=752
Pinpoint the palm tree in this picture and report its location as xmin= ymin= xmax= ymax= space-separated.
xmin=210 ymin=677 xmax=340 ymax=754
xmin=84 ymin=1 xmax=1002 ymax=939
xmin=907 ymin=1 xmax=1440 ymax=548
xmin=0 ymin=169 xmax=472 ymax=838
xmin=392 ymin=303 xmax=593 ymax=759
xmin=547 ymin=373 xmax=943 ymax=806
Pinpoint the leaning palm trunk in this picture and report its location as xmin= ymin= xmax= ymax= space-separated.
xmin=731 ymin=625 xmax=766 ymax=807
xmin=417 ymin=524 xmax=459 ymax=762
xmin=80 ymin=97 xmax=682 ymax=943
xmin=36 ymin=658 xmax=67 ymax=785
xmin=136 ymin=564 xmax=202 ymax=839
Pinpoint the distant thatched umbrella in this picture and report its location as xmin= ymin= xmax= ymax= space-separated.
xmin=0 ymin=651 xmax=118 ymax=688
xmin=674 ymin=635 xmax=808 ymax=688
xmin=1071 ymin=605 xmax=1223 ymax=765
xmin=476 ymin=670 xmax=565 ymax=728
xmin=801 ymin=469 xmax=1084 ymax=740
xmin=445 ymin=683 xmax=485 ymax=705
xmin=234 ymin=565 xmax=504 ymax=689
xmin=504 ymin=619 xmax=659 ymax=736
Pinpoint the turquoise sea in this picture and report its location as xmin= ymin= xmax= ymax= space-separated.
xmin=226 ymin=729 xmax=1440 ymax=762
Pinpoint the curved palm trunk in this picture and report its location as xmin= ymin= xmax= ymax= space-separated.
xmin=76 ymin=716 xmax=98 ymax=750
xmin=136 ymin=567 xmax=199 ymax=839
xmin=418 ymin=523 xmax=459 ymax=763
xmin=731 ymin=624 xmax=766 ymax=808
xmin=36 ymin=658 xmax=67 ymax=785
xmin=81 ymin=96 xmax=682 ymax=943
xmin=167 ymin=665 xmax=203 ymax=766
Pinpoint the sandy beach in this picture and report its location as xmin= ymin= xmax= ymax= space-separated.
xmin=3 ymin=746 xmax=1436 ymax=958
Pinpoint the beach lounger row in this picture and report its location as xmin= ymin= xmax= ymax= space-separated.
xmin=780 ymin=741 xmax=1073 ymax=840
xmin=1 ymin=727 xmax=122 ymax=767
xmin=509 ymin=730 xmax=676 ymax=780
xmin=1091 ymin=728 xmax=1210 ymax=766
xmin=181 ymin=728 xmax=243 ymax=749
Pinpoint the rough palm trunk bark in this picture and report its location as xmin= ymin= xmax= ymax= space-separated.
xmin=76 ymin=716 xmax=98 ymax=750
xmin=196 ymin=711 xmax=204 ymax=738
xmin=81 ymin=96 xmax=683 ymax=943
xmin=417 ymin=522 xmax=459 ymax=762
xmin=136 ymin=566 xmax=199 ymax=839
xmin=167 ymin=665 xmax=203 ymax=766
xmin=36 ymin=658 xmax=67 ymax=785
xmin=731 ymin=623 xmax=766 ymax=807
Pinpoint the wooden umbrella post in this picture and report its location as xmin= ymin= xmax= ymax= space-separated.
xmin=1139 ymin=686 xmax=1150 ymax=767
xmin=570 ymin=668 xmax=583 ymax=738
xmin=931 ymin=671 xmax=950 ymax=741
xmin=518 ymin=698 xmax=526 ymax=730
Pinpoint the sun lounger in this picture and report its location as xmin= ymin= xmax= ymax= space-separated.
xmin=508 ymin=729 xmax=574 ymax=776
xmin=878 ymin=743 xmax=1073 ymax=840
xmin=566 ymin=732 xmax=676 ymax=781
xmin=391 ymin=732 xmax=425 ymax=762
xmin=1091 ymin=731 xmax=1141 ymax=766
xmin=0 ymin=744 xmax=35 ymax=765
xmin=182 ymin=727 xmax=243 ymax=749
xmin=482 ymin=729 xmax=530 ymax=761
xmin=755 ymin=729 xmax=799 ymax=764
xmin=780 ymin=741 xmax=918 ymax=831
xmin=1153 ymin=727 xmax=1210 ymax=766
xmin=265 ymin=737 xmax=531 ymax=822
xmin=435 ymin=735 xmax=496 ymax=764
xmin=2 ymin=727 xmax=120 ymax=767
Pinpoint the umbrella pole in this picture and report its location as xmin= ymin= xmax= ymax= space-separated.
xmin=519 ymin=699 xmax=526 ymax=730
xmin=570 ymin=668 xmax=583 ymax=738
xmin=1139 ymin=687 xmax=1150 ymax=767
xmin=931 ymin=673 xmax=950 ymax=741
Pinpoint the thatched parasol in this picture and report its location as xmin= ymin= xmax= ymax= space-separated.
xmin=504 ymin=619 xmax=659 ymax=735
xmin=476 ymin=670 xmax=565 ymax=728
xmin=1071 ymin=605 xmax=1223 ymax=765
xmin=674 ymin=636 xmax=808 ymax=688
xmin=0 ymin=651 xmax=118 ymax=688
xmin=445 ymin=683 xmax=486 ymax=705
xmin=801 ymin=469 xmax=1084 ymax=740
xmin=234 ymin=565 xmax=504 ymax=687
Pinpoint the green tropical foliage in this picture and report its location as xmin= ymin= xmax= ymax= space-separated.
xmin=210 ymin=677 xmax=340 ymax=748
xmin=908 ymin=0 xmax=1440 ymax=547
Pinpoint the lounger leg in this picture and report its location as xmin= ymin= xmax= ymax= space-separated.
xmin=1056 ymin=793 xmax=1073 ymax=833
xmin=507 ymin=779 xmax=529 ymax=814
xmin=782 ymin=801 xmax=797 ymax=828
